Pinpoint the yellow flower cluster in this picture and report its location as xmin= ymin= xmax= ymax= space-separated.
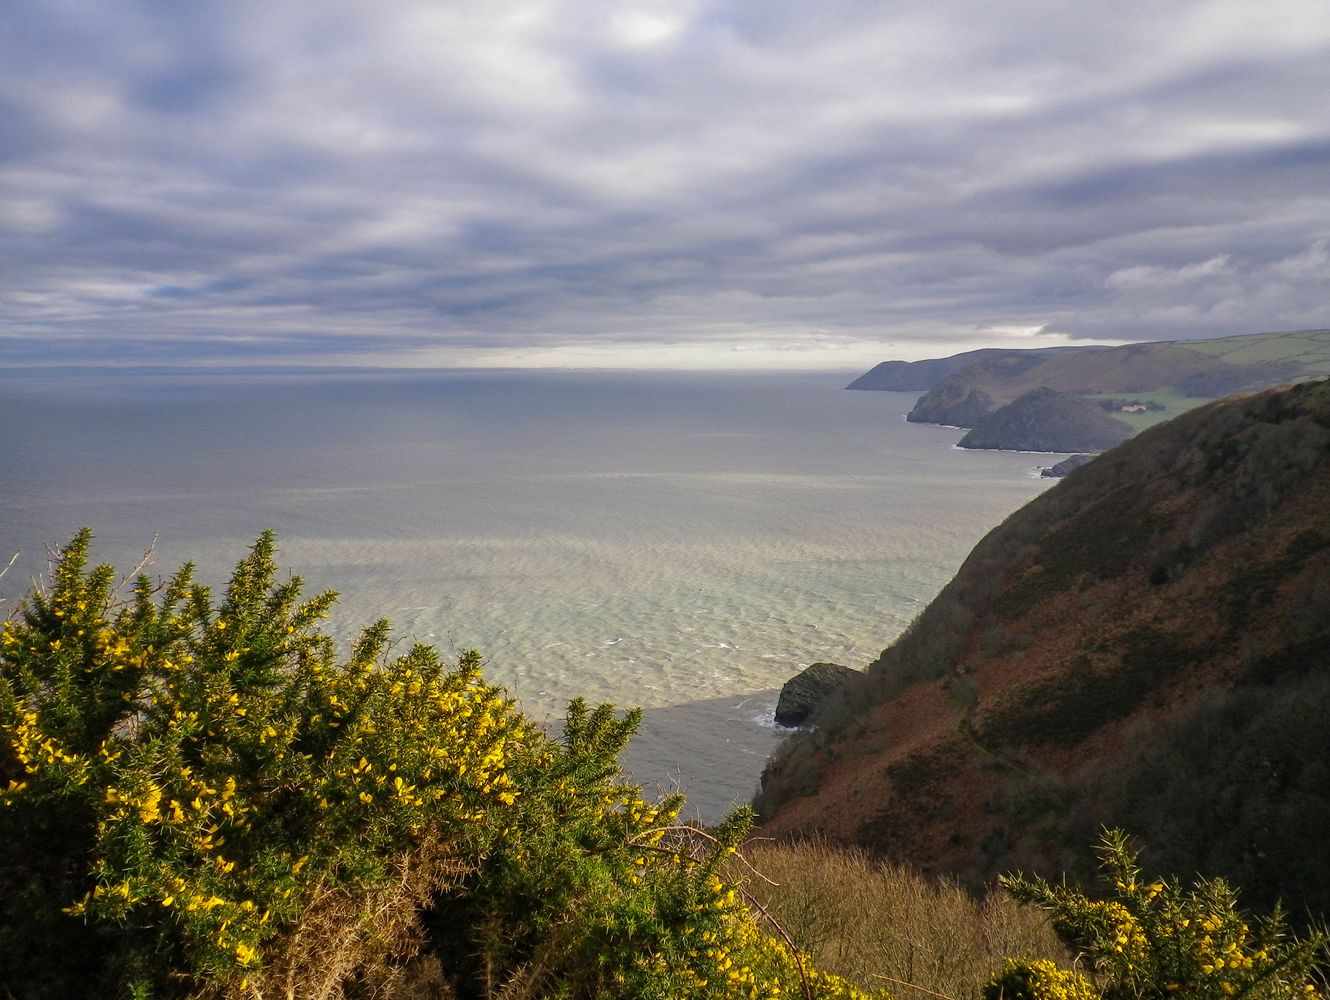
xmin=298 ymin=655 xmax=527 ymax=826
xmin=984 ymin=957 xmax=1099 ymax=1000
xmin=626 ymin=861 xmax=888 ymax=1000
xmin=1101 ymin=900 xmax=1149 ymax=961
xmin=0 ymin=705 xmax=87 ymax=793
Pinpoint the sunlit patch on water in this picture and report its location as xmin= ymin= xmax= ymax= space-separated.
xmin=0 ymin=368 xmax=1054 ymax=820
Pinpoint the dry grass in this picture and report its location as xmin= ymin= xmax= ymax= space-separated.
xmin=219 ymin=838 xmax=469 ymax=1000
xmin=742 ymin=839 xmax=1068 ymax=1000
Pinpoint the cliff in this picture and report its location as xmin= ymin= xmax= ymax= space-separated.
xmin=757 ymin=378 xmax=1330 ymax=918
xmin=957 ymin=388 xmax=1134 ymax=452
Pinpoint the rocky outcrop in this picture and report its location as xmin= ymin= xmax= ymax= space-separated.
xmin=906 ymin=386 xmax=997 ymax=428
xmin=774 ymin=663 xmax=859 ymax=727
xmin=905 ymin=351 xmax=1075 ymax=427
xmin=1040 ymin=454 xmax=1093 ymax=478
xmin=958 ymin=388 xmax=1134 ymax=452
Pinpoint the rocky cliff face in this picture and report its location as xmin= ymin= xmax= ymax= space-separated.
xmin=957 ymin=388 xmax=1133 ymax=452
xmin=757 ymin=379 xmax=1330 ymax=918
xmin=906 ymin=386 xmax=997 ymax=427
xmin=904 ymin=352 xmax=1056 ymax=427
xmin=774 ymin=662 xmax=859 ymax=727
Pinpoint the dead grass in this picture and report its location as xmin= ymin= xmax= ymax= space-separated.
xmin=216 ymin=837 xmax=469 ymax=1000
xmin=742 ymin=839 xmax=1068 ymax=1000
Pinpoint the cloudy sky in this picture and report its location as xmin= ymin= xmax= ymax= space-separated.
xmin=3 ymin=0 xmax=1328 ymax=369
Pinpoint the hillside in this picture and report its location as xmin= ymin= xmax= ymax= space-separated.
xmin=885 ymin=329 xmax=1330 ymax=449
xmin=756 ymin=378 xmax=1330 ymax=919
xmin=957 ymin=388 xmax=1134 ymax=452
xmin=846 ymin=347 xmax=1085 ymax=392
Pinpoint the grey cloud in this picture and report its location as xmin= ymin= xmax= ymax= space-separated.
xmin=2 ymin=0 xmax=1328 ymax=367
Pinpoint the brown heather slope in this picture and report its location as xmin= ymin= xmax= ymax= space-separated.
xmin=756 ymin=378 xmax=1330 ymax=919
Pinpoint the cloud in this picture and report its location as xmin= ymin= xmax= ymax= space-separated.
xmin=1106 ymin=255 xmax=1234 ymax=289
xmin=1 ymin=0 xmax=1328 ymax=367
xmin=1267 ymin=239 xmax=1330 ymax=281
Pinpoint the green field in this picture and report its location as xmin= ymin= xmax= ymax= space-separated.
xmin=1184 ymin=328 xmax=1330 ymax=372
xmin=1078 ymin=389 xmax=1205 ymax=433
xmin=1075 ymin=329 xmax=1330 ymax=434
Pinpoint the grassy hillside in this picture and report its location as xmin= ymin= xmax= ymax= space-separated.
xmin=1187 ymin=328 xmax=1330 ymax=369
xmin=758 ymin=378 xmax=1330 ymax=921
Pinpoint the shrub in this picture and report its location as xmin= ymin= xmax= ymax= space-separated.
xmin=1000 ymin=829 xmax=1327 ymax=1000
xmin=1 ymin=530 xmax=532 ymax=996
xmin=982 ymin=957 xmax=1098 ymax=1000
xmin=0 ymin=531 xmax=890 ymax=999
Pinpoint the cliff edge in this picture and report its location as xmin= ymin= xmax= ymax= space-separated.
xmin=757 ymin=378 xmax=1330 ymax=918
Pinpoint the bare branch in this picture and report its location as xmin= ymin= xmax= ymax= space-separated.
xmin=870 ymin=973 xmax=961 ymax=1000
xmin=740 ymin=886 xmax=814 ymax=1000
xmin=628 ymin=824 xmax=779 ymax=885
xmin=110 ymin=534 xmax=160 ymax=603
xmin=0 ymin=550 xmax=18 ymax=608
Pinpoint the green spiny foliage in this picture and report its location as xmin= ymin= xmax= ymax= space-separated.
xmin=982 ymin=957 xmax=1098 ymax=1000
xmin=1 ymin=530 xmax=528 ymax=995
xmin=1000 ymin=829 xmax=1327 ymax=1000
xmin=1 ymin=531 xmax=890 ymax=1000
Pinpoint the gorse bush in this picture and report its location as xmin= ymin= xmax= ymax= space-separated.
xmin=1000 ymin=829 xmax=1327 ymax=1000
xmin=1 ymin=530 xmax=530 ymax=996
xmin=981 ymin=957 xmax=1098 ymax=1000
xmin=0 ymin=531 xmax=889 ymax=999
xmin=6 ymin=532 xmax=1324 ymax=1000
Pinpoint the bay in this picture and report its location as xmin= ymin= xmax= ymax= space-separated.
xmin=0 ymin=368 xmax=1058 ymax=819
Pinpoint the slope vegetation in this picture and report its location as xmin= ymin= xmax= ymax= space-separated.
xmin=757 ymin=379 xmax=1330 ymax=919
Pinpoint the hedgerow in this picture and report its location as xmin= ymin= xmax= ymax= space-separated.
xmin=0 ymin=531 xmax=888 ymax=999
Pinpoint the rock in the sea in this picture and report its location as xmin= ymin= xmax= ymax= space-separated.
xmin=774 ymin=662 xmax=860 ymax=727
xmin=1041 ymin=454 xmax=1094 ymax=478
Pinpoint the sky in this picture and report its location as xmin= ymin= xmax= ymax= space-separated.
xmin=2 ymin=0 xmax=1329 ymax=370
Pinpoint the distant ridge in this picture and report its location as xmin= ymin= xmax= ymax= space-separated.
xmin=758 ymin=378 xmax=1330 ymax=920
xmin=850 ymin=328 xmax=1330 ymax=453
xmin=845 ymin=347 xmax=1085 ymax=392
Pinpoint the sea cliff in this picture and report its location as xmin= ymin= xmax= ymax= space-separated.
xmin=759 ymin=378 xmax=1330 ymax=918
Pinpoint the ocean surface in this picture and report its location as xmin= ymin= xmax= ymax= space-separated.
xmin=0 ymin=368 xmax=1061 ymax=819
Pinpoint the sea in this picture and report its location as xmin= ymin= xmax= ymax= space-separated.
xmin=0 ymin=368 xmax=1060 ymax=820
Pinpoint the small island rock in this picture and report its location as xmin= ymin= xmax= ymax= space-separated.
xmin=774 ymin=662 xmax=860 ymax=727
xmin=1041 ymin=454 xmax=1094 ymax=478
